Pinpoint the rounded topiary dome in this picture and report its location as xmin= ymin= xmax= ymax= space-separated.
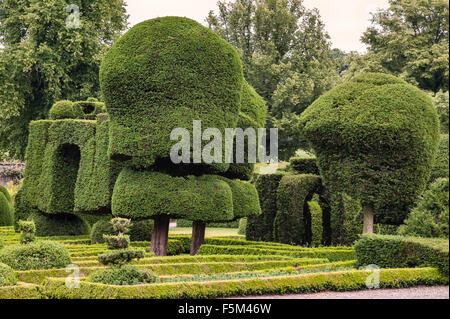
xmin=100 ymin=16 xmax=244 ymax=169
xmin=299 ymin=73 xmax=440 ymax=224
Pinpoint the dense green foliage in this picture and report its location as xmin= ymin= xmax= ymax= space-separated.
xmin=207 ymin=0 xmax=339 ymax=159
xmin=361 ymin=0 xmax=449 ymax=93
xmin=399 ymin=178 xmax=449 ymax=238
xmin=300 ymin=73 xmax=440 ymax=225
xmin=355 ymin=234 xmax=449 ymax=275
xmin=112 ymin=169 xmax=234 ymax=222
xmin=238 ymin=218 xmax=247 ymax=235
xmin=308 ymin=198 xmax=323 ymax=247
xmin=0 ymin=263 xmax=16 ymax=287
xmin=89 ymin=265 xmax=158 ymax=285
xmin=0 ymin=0 xmax=129 ymax=159
xmin=16 ymin=113 xmax=121 ymax=232
xmin=98 ymin=250 xmax=145 ymax=266
xmin=430 ymin=134 xmax=449 ymax=182
xmin=224 ymin=80 xmax=267 ymax=180
xmin=0 ymin=185 xmax=14 ymax=226
xmin=246 ymin=173 xmax=285 ymax=242
xmin=91 ymin=219 xmax=154 ymax=244
xmin=0 ymin=241 xmax=71 ymax=270
xmin=49 ymin=99 xmax=106 ymax=120
xmin=100 ymin=16 xmax=243 ymax=170
xmin=28 ymin=211 xmax=89 ymax=237
xmin=274 ymin=174 xmax=322 ymax=245
xmin=288 ymin=157 xmax=319 ymax=175
xmin=41 ymin=267 xmax=447 ymax=299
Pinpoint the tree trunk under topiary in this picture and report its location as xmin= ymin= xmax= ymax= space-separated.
xmin=363 ymin=205 xmax=374 ymax=234
xmin=150 ymin=215 xmax=170 ymax=256
xmin=190 ymin=221 xmax=206 ymax=255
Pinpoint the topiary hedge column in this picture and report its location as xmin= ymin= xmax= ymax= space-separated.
xmin=299 ymin=73 xmax=440 ymax=233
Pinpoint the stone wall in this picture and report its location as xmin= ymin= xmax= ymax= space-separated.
xmin=0 ymin=162 xmax=25 ymax=186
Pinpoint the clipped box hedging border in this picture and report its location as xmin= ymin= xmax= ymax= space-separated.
xmin=198 ymin=245 xmax=356 ymax=262
xmin=16 ymin=258 xmax=330 ymax=284
xmin=355 ymin=234 xmax=449 ymax=275
xmin=40 ymin=268 xmax=448 ymax=299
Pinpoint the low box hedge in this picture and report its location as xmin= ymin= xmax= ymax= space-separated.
xmin=40 ymin=268 xmax=448 ymax=299
xmin=0 ymin=283 xmax=41 ymax=299
xmin=16 ymin=258 xmax=330 ymax=284
xmin=354 ymin=234 xmax=449 ymax=275
xmin=198 ymin=245 xmax=356 ymax=262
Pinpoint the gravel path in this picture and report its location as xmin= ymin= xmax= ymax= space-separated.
xmin=232 ymin=286 xmax=449 ymax=299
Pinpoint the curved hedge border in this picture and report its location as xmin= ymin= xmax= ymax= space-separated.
xmin=40 ymin=268 xmax=447 ymax=299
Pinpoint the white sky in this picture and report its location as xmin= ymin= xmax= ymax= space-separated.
xmin=124 ymin=0 xmax=390 ymax=53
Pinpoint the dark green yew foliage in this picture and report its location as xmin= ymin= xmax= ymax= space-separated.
xmin=288 ymin=157 xmax=319 ymax=175
xmin=16 ymin=111 xmax=122 ymax=234
xmin=246 ymin=173 xmax=285 ymax=242
xmin=100 ymin=16 xmax=243 ymax=169
xmin=224 ymin=81 xmax=268 ymax=180
xmin=112 ymin=168 xmax=234 ymax=222
xmin=274 ymin=174 xmax=322 ymax=245
xmin=49 ymin=99 xmax=106 ymax=120
xmin=300 ymin=73 xmax=440 ymax=225
xmin=0 ymin=185 xmax=14 ymax=226
xmin=429 ymin=134 xmax=449 ymax=183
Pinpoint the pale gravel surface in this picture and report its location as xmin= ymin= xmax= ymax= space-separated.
xmin=230 ymin=286 xmax=449 ymax=299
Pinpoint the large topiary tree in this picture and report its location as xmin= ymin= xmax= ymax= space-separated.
xmin=102 ymin=17 xmax=263 ymax=256
xmin=299 ymin=73 xmax=440 ymax=234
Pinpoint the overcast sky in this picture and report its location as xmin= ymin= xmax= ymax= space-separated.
xmin=124 ymin=0 xmax=390 ymax=53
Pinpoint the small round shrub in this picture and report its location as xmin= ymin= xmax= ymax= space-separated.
xmin=398 ymin=178 xmax=449 ymax=238
xmin=103 ymin=234 xmax=130 ymax=250
xmin=17 ymin=220 xmax=36 ymax=244
xmin=0 ymin=263 xmax=17 ymax=287
xmin=88 ymin=265 xmax=158 ymax=285
xmin=48 ymin=100 xmax=76 ymax=120
xmin=300 ymin=72 xmax=440 ymax=225
xmin=0 ymin=185 xmax=14 ymax=226
xmin=91 ymin=219 xmax=154 ymax=244
xmin=28 ymin=211 xmax=89 ymax=237
xmin=0 ymin=240 xmax=72 ymax=270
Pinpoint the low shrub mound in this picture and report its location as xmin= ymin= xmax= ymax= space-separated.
xmin=0 ymin=263 xmax=16 ymax=287
xmin=355 ymin=234 xmax=449 ymax=275
xmin=0 ymin=241 xmax=72 ymax=270
xmin=398 ymin=178 xmax=449 ymax=238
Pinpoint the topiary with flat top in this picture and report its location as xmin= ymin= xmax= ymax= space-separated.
xmin=299 ymin=73 xmax=440 ymax=230
xmin=100 ymin=16 xmax=243 ymax=170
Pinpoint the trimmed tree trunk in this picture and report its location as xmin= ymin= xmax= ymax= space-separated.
xmin=363 ymin=205 xmax=374 ymax=234
xmin=190 ymin=221 xmax=206 ymax=256
xmin=150 ymin=215 xmax=170 ymax=256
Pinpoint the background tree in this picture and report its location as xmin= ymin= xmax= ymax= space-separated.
xmin=359 ymin=0 xmax=449 ymax=93
xmin=207 ymin=0 xmax=339 ymax=160
xmin=0 ymin=0 xmax=128 ymax=160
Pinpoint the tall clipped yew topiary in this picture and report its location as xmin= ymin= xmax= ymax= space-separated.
xmin=102 ymin=17 xmax=262 ymax=256
xmin=299 ymin=73 xmax=440 ymax=233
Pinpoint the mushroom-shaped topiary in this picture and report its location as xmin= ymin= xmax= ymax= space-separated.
xmin=299 ymin=73 xmax=440 ymax=233
xmin=100 ymin=16 xmax=243 ymax=170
